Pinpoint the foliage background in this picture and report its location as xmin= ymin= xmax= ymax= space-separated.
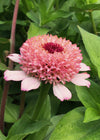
xmin=0 ymin=0 xmax=100 ymax=139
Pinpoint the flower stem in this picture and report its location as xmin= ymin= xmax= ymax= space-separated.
xmin=9 ymin=0 xmax=20 ymax=69
xmin=0 ymin=0 xmax=20 ymax=133
xmin=55 ymin=0 xmax=59 ymax=10
xmin=32 ymin=83 xmax=51 ymax=120
xmin=89 ymin=12 xmax=97 ymax=35
xmin=19 ymin=92 xmax=25 ymax=118
xmin=0 ymin=82 xmax=9 ymax=133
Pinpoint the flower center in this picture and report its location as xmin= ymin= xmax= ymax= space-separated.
xmin=43 ymin=42 xmax=64 ymax=53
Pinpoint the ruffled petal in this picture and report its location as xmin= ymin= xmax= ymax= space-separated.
xmin=71 ymin=73 xmax=90 ymax=87
xmin=7 ymin=53 xmax=21 ymax=63
xmin=21 ymin=77 xmax=41 ymax=91
xmin=53 ymin=83 xmax=72 ymax=101
xmin=4 ymin=70 xmax=27 ymax=81
xmin=80 ymin=63 xmax=90 ymax=71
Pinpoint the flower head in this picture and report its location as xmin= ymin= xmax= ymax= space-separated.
xmin=4 ymin=34 xmax=90 ymax=101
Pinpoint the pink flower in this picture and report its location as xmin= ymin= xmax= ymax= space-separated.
xmin=4 ymin=34 xmax=90 ymax=101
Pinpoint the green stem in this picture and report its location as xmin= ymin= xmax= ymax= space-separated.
xmin=32 ymin=83 xmax=51 ymax=120
xmin=89 ymin=12 xmax=97 ymax=35
xmin=19 ymin=92 xmax=25 ymax=118
xmin=55 ymin=0 xmax=59 ymax=10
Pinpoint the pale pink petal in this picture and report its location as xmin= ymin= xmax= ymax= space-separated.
xmin=4 ymin=70 xmax=27 ymax=81
xmin=71 ymin=73 xmax=90 ymax=87
xmin=53 ymin=83 xmax=72 ymax=101
xmin=80 ymin=63 xmax=90 ymax=71
xmin=7 ymin=53 xmax=21 ymax=63
xmin=21 ymin=77 xmax=41 ymax=91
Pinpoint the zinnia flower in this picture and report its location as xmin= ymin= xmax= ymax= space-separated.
xmin=4 ymin=34 xmax=90 ymax=101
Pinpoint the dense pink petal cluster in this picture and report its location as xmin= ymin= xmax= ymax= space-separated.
xmin=4 ymin=34 xmax=90 ymax=101
xmin=20 ymin=35 xmax=82 ymax=84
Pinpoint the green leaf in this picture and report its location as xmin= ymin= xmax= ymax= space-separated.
xmin=65 ymin=82 xmax=79 ymax=101
xmin=78 ymin=26 xmax=100 ymax=78
xmin=76 ymin=80 xmax=100 ymax=109
xmin=26 ymin=126 xmax=49 ymax=140
xmin=45 ymin=115 xmax=63 ymax=140
xmin=79 ymin=44 xmax=97 ymax=76
xmin=0 ymin=38 xmax=9 ymax=44
xmin=0 ymin=21 xmax=5 ymax=24
xmin=36 ymin=95 xmax=51 ymax=120
xmin=38 ymin=0 xmax=48 ymax=25
xmin=61 ymin=0 xmax=76 ymax=11
xmin=84 ymin=107 xmax=100 ymax=122
xmin=25 ymin=93 xmax=51 ymax=120
xmin=21 ymin=0 xmax=34 ymax=12
xmin=0 ymin=131 xmax=6 ymax=140
xmin=44 ymin=10 xmax=72 ymax=25
xmin=50 ymin=93 xmax=60 ymax=116
xmin=0 ymin=37 xmax=10 ymax=62
xmin=16 ymin=20 xmax=27 ymax=26
xmin=45 ymin=0 xmax=55 ymax=12
xmin=6 ymin=114 xmax=50 ymax=140
xmin=26 ymin=95 xmax=51 ymax=140
xmin=41 ymin=10 xmax=72 ymax=25
xmin=0 ymin=63 xmax=8 ymax=71
xmin=4 ymin=103 xmax=19 ymax=123
xmin=76 ymin=80 xmax=100 ymax=122
xmin=0 ymin=0 xmax=11 ymax=13
xmin=88 ymin=0 xmax=98 ymax=4
xmin=24 ymin=89 xmax=40 ymax=115
xmin=27 ymin=23 xmax=49 ymax=39
xmin=50 ymin=107 xmax=100 ymax=140
xmin=26 ymin=10 xmax=40 ymax=24
xmin=27 ymin=115 xmax=63 ymax=140
xmin=84 ymin=4 xmax=100 ymax=10
xmin=70 ymin=4 xmax=100 ymax=12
